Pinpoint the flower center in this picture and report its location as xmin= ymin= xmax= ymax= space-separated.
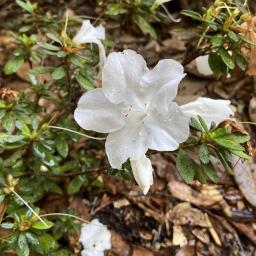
xmin=122 ymin=104 xmax=149 ymax=122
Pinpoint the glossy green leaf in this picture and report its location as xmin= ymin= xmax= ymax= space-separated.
xmin=208 ymin=53 xmax=226 ymax=75
xmin=202 ymin=162 xmax=219 ymax=182
xmin=199 ymin=144 xmax=209 ymax=164
xmin=219 ymin=48 xmax=235 ymax=70
xmin=211 ymin=34 xmax=223 ymax=47
xmin=52 ymin=66 xmax=66 ymax=80
xmin=4 ymin=55 xmax=24 ymax=75
xmin=176 ymin=149 xmax=196 ymax=182
xmin=32 ymin=220 xmax=54 ymax=230
xmin=134 ymin=15 xmax=157 ymax=39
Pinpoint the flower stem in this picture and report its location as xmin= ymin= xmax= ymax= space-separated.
xmin=240 ymin=121 xmax=256 ymax=126
xmin=10 ymin=189 xmax=49 ymax=227
xmin=48 ymin=125 xmax=106 ymax=140
xmin=40 ymin=213 xmax=89 ymax=224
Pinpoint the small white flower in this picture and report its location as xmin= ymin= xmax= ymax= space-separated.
xmin=75 ymin=49 xmax=189 ymax=193
xmin=79 ymin=219 xmax=111 ymax=256
xmin=195 ymin=55 xmax=214 ymax=76
xmin=181 ymin=97 xmax=234 ymax=128
xmin=130 ymin=155 xmax=153 ymax=194
xmin=73 ymin=20 xmax=106 ymax=66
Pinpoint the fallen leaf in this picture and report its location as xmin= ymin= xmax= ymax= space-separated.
xmin=172 ymin=225 xmax=188 ymax=247
xmin=168 ymin=181 xmax=222 ymax=207
xmin=168 ymin=202 xmax=208 ymax=227
xmin=232 ymin=156 xmax=256 ymax=207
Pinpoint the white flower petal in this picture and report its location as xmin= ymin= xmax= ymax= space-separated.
xmin=155 ymin=0 xmax=171 ymax=4
xmin=74 ymin=89 xmax=125 ymax=133
xmin=145 ymin=103 xmax=190 ymax=151
xmin=79 ymin=219 xmax=111 ymax=256
xmin=73 ymin=20 xmax=106 ymax=66
xmin=195 ymin=55 xmax=213 ymax=76
xmin=181 ymin=97 xmax=234 ymax=127
xmin=130 ymin=155 xmax=153 ymax=194
xmin=141 ymin=59 xmax=185 ymax=112
xmin=102 ymin=49 xmax=149 ymax=107
xmin=105 ymin=116 xmax=148 ymax=169
xmin=73 ymin=20 xmax=105 ymax=44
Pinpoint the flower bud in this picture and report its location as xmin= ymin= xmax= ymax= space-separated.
xmin=130 ymin=155 xmax=153 ymax=195
xmin=195 ymin=55 xmax=213 ymax=76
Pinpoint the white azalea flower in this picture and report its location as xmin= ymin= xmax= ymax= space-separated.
xmin=73 ymin=20 xmax=106 ymax=66
xmin=74 ymin=49 xmax=234 ymax=194
xmin=79 ymin=219 xmax=111 ymax=256
xmin=75 ymin=49 xmax=190 ymax=193
xmin=130 ymin=155 xmax=153 ymax=195
xmin=195 ymin=55 xmax=213 ymax=76
xmin=181 ymin=97 xmax=234 ymax=128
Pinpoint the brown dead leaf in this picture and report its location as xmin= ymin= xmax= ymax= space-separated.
xmin=168 ymin=202 xmax=208 ymax=227
xmin=249 ymin=96 xmax=256 ymax=122
xmin=172 ymin=225 xmax=188 ymax=247
xmin=192 ymin=228 xmax=210 ymax=244
xmin=168 ymin=181 xmax=222 ymax=207
xmin=232 ymin=222 xmax=256 ymax=245
xmin=132 ymin=247 xmax=154 ymax=256
xmin=232 ymin=156 xmax=256 ymax=207
xmin=111 ymin=230 xmax=132 ymax=256
xmin=69 ymin=197 xmax=91 ymax=221
xmin=245 ymin=16 xmax=256 ymax=76
xmin=175 ymin=245 xmax=195 ymax=256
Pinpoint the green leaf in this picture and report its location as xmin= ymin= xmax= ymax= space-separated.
xmin=30 ymin=66 xmax=53 ymax=75
xmin=202 ymin=162 xmax=219 ymax=182
xmin=221 ymin=133 xmax=250 ymax=143
xmin=235 ymin=53 xmax=247 ymax=71
xmin=199 ymin=144 xmax=209 ymax=164
xmin=181 ymin=10 xmax=202 ymax=21
xmin=106 ymin=3 xmax=126 ymax=16
xmin=0 ymin=100 xmax=6 ymax=109
xmin=197 ymin=115 xmax=208 ymax=132
xmin=2 ymin=112 xmax=15 ymax=132
xmin=16 ymin=0 xmax=33 ymax=13
xmin=134 ymin=15 xmax=157 ymax=39
xmin=38 ymin=42 xmax=60 ymax=51
xmin=52 ymin=66 xmax=66 ymax=80
xmin=21 ymin=123 xmax=32 ymax=138
xmin=49 ymin=249 xmax=70 ymax=256
xmin=213 ymin=138 xmax=244 ymax=151
xmin=176 ymin=149 xmax=196 ymax=183
xmin=46 ymin=33 xmax=63 ymax=45
xmin=2 ymin=134 xmax=25 ymax=143
xmin=229 ymin=149 xmax=251 ymax=160
xmin=219 ymin=48 xmax=235 ymax=70
xmin=228 ymin=31 xmax=239 ymax=42
xmin=32 ymin=220 xmax=54 ymax=230
xmin=17 ymin=233 xmax=29 ymax=256
xmin=211 ymin=34 xmax=223 ymax=47
xmin=195 ymin=167 xmax=207 ymax=183
xmin=25 ymin=232 xmax=39 ymax=246
xmin=75 ymin=74 xmax=95 ymax=91
xmin=56 ymin=137 xmax=69 ymax=158
xmin=39 ymin=234 xmax=57 ymax=253
xmin=1 ymin=222 xmax=14 ymax=229
xmin=190 ymin=117 xmax=203 ymax=131
xmin=208 ymin=53 xmax=226 ymax=75
xmin=67 ymin=175 xmax=88 ymax=195
xmin=209 ymin=127 xmax=228 ymax=139
xmin=32 ymin=143 xmax=58 ymax=167
xmin=4 ymin=55 xmax=24 ymax=75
